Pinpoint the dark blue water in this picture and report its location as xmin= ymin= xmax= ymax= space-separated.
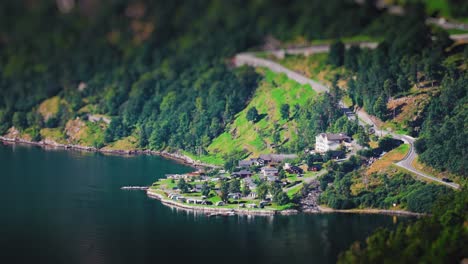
xmin=0 ymin=143 xmax=405 ymax=264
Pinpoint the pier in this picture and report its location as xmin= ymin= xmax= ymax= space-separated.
xmin=121 ymin=186 xmax=149 ymax=190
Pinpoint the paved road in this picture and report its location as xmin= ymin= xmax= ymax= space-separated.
xmin=394 ymin=135 xmax=460 ymax=189
xmin=266 ymin=34 xmax=467 ymax=60
xmin=234 ymin=48 xmax=460 ymax=190
xmin=235 ymin=53 xmax=328 ymax=93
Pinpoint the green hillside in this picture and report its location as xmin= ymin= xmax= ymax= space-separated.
xmin=208 ymin=69 xmax=317 ymax=158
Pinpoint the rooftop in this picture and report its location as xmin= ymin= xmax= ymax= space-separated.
xmin=318 ymin=133 xmax=351 ymax=141
xmin=259 ymin=154 xmax=298 ymax=162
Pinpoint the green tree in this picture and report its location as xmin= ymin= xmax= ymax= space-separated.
xmin=177 ymin=179 xmax=189 ymax=193
xmin=373 ymin=96 xmax=387 ymax=120
xmin=378 ymin=136 xmax=401 ymax=152
xmin=272 ymin=130 xmax=281 ymax=145
xmin=246 ymin=107 xmax=259 ymax=123
xmin=397 ymin=75 xmax=409 ymax=92
xmin=0 ymin=110 xmax=11 ymax=134
xmin=229 ymin=179 xmax=241 ymax=193
xmin=278 ymin=170 xmax=286 ymax=180
xmin=138 ymin=126 xmax=148 ymax=148
xmin=242 ymin=181 xmax=251 ymax=197
xmin=224 ymin=156 xmax=238 ymax=172
xmin=201 ymin=182 xmax=211 ymax=196
xmin=280 ymin=104 xmax=290 ymax=120
xmin=383 ymin=79 xmax=394 ymax=98
xmin=29 ymin=127 xmax=42 ymax=142
xmin=344 ymin=45 xmax=361 ymax=71
xmin=274 ymin=191 xmax=290 ymax=206
xmin=307 ymin=154 xmax=322 ymax=166
xmin=269 ymin=182 xmax=282 ymax=196
xmin=256 ymin=181 xmax=269 ymax=200
xmin=328 ymin=40 xmax=345 ymax=67
xmin=12 ymin=112 xmax=27 ymax=130
xmin=220 ymin=180 xmax=229 ymax=202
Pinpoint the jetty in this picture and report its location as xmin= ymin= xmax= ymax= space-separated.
xmin=121 ymin=186 xmax=149 ymax=190
xmin=206 ymin=211 xmax=236 ymax=217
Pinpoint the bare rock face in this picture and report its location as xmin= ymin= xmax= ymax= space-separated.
xmin=65 ymin=118 xmax=86 ymax=142
xmin=4 ymin=127 xmax=20 ymax=140
xmin=299 ymin=180 xmax=321 ymax=213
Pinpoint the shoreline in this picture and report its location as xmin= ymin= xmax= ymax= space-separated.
xmin=147 ymin=189 xmax=425 ymax=217
xmin=2 ymin=136 xmax=425 ymax=218
xmin=146 ymin=189 xmax=299 ymax=216
xmin=0 ymin=136 xmax=217 ymax=169
xmin=317 ymin=206 xmax=426 ymax=217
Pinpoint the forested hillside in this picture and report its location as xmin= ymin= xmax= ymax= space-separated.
xmin=338 ymin=189 xmax=467 ymax=263
xmin=0 ymin=1 xmax=466 ymax=177
xmin=271 ymin=5 xmax=468 ymax=177
xmin=0 ymin=0 xmax=387 ymax=157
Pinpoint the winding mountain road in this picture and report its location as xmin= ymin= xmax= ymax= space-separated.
xmin=234 ymin=47 xmax=460 ymax=190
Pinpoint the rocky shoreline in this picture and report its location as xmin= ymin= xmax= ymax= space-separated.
xmin=317 ymin=206 xmax=426 ymax=217
xmin=2 ymin=136 xmax=425 ymax=218
xmin=147 ymin=189 xmax=424 ymax=217
xmin=0 ymin=136 xmax=218 ymax=169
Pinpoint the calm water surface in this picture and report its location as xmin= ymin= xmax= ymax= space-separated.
xmin=0 ymin=144 xmax=406 ymax=264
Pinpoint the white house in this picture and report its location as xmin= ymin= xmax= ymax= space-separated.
xmin=261 ymin=166 xmax=278 ymax=177
xmin=315 ymin=133 xmax=351 ymax=153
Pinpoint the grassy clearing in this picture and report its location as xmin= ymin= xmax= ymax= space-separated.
xmin=181 ymin=151 xmax=225 ymax=166
xmin=286 ymin=184 xmax=303 ymax=198
xmin=40 ymin=127 xmax=67 ymax=144
xmin=267 ymin=203 xmax=296 ymax=210
xmin=156 ymin=178 xmax=177 ymax=190
xmin=366 ymin=144 xmax=409 ymax=176
xmin=424 ymin=0 xmax=451 ymax=17
xmin=64 ymin=119 xmax=106 ymax=147
xmin=446 ymin=28 xmax=468 ymax=34
xmin=382 ymin=87 xmax=438 ymax=135
xmin=102 ymin=135 xmax=138 ymax=151
xmin=208 ymin=69 xmax=317 ymax=157
xmin=276 ymin=53 xmax=349 ymax=87
xmin=38 ymin=96 xmax=60 ymax=121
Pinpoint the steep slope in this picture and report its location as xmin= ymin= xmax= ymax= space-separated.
xmin=207 ymin=69 xmax=317 ymax=157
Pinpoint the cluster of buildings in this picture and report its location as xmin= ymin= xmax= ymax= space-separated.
xmin=234 ymin=133 xmax=352 ymax=179
xmin=156 ymin=132 xmax=354 ymax=210
xmin=236 ymin=153 xmax=299 ymax=182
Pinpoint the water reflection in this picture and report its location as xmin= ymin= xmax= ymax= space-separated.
xmin=0 ymin=144 xmax=409 ymax=264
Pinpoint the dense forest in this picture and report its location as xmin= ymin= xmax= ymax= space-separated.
xmin=0 ymin=1 xmax=465 ymax=176
xmin=323 ymin=5 xmax=467 ymax=177
xmin=0 ymin=0 xmax=388 ymax=154
xmin=318 ymin=157 xmax=453 ymax=212
xmin=338 ymin=189 xmax=467 ymax=263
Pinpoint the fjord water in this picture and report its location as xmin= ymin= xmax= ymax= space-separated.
xmin=0 ymin=144 xmax=403 ymax=264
